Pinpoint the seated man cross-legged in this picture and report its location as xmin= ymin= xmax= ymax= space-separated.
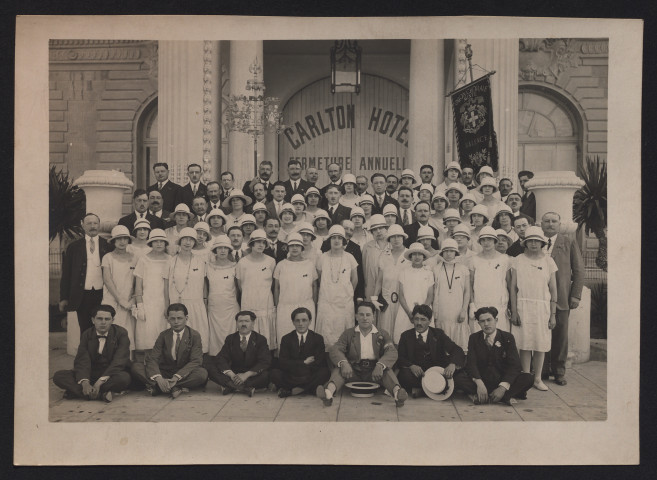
xmin=459 ymin=306 xmax=534 ymax=405
xmin=130 ymin=303 xmax=208 ymax=398
xmin=269 ymin=307 xmax=330 ymax=398
xmin=316 ymin=301 xmax=408 ymax=407
xmin=205 ymin=310 xmax=271 ymax=396
xmin=53 ymin=305 xmax=132 ymax=403
xmin=396 ymin=304 xmax=468 ymax=398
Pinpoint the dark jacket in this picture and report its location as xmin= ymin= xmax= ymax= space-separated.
xmin=118 ymin=211 xmax=165 ymax=231
xmin=175 ymin=182 xmax=208 ymax=210
xmin=59 ymin=236 xmax=113 ymax=310
xmin=519 ymin=191 xmax=536 ymax=222
xmin=282 ymin=178 xmax=313 ymax=202
xmin=550 ymin=233 xmax=585 ymax=310
xmin=278 ymin=330 xmax=327 ymax=378
xmin=74 ymin=324 xmax=131 ymax=382
xmin=326 ymin=203 xmax=352 ymax=227
xmin=372 ymin=193 xmax=399 ymax=216
xmin=396 ymin=326 xmax=465 ymax=369
xmin=214 ymin=330 xmax=271 ymax=374
xmin=147 ymin=180 xmax=181 ymax=213
xmin=403 ymin=222 xmax=440 ymax=249
xmin=146 ymin=326 xmax=204 ymax=379
xmin=506 ymin=239 xmax=524 ymax=257
xmin=465 ymin=329 xmax=522 ymax=387
xmin=242 ymin=179 xmax=275 ymax=203
xmin=264 ymin=240 xmax=288 ymax=264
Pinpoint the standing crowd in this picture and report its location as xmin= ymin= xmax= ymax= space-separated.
xmin=55 ymin=159 xmax=585 ymax=409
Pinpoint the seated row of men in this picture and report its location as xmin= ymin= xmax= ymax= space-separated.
xmin=53 ymin=302 xmax=533 ymax=407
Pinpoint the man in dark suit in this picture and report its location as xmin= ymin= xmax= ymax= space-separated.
xmin=371 ymin=172 xmax=400 ymax=215
xmin=506 ymin=193 xmax=535 ymax=225
xmin=396 ymin=304 xmax=467 ymax=398
xmin=403 ymin=201 xmax=440 ymax=249
xmin=242 ymin=160 xmax=275 ymax=203
xmin=205 ymin=181 xmax=223 ymax=212
xmin=263 ymin=217 xmax=288 ymax=263
xmin=131 ymin=303 xmax=208 ymax=398
xmin=175 ymin=163 xmax=208 ymax=210
xmin=53 ymin=305 xmax=131 ymax=402
xmin=266 ymin=181 xmax=288 ymax=221
xmin=325 ymin=184 xmax=351 ymax=226
xmin=506 ymin=215 xmax=530 ymax=257
xmin=456 ymin=307 xmax=534 ymax=405
xmin=59 ymin=213 xmax=113 ymax=335
xmin=397 ymin=186 xmax=416 ymax=227
xmin=218 ymin=171 xmax=236 ymax=206
xmin=118 ymin=189 xmax=165 ymax=230
xmin=518 ymin=170 xmax=537 ymax=221
xmin=319 ymin=162 xmax=343 ymax=209
xmin=269 ymin=307 xmax=330 ymax=397
xmin=541 ymin=212 xmax=585 ymax=385
xmin=147 ymin=190 xmax=173 ymax=228
xmin=205 ymin=310 xmax=271 ymax=396
xmin=282 ymin=159 xmax=312 ymax=202
xmin=147 ymin=162 xmax=181 ymax=213
xmin=188 ymin=196 xmax=208 ymax=227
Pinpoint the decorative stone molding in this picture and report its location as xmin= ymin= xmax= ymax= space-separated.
xmin=50 ymin=47 xmax=143 ymax=63
xmin=73 ymin=170 xmax=133 ymax=229
xmin=49 ymin=40 xmax=146 ymax=47
xmin=202 ymin=41 xmax=213 ymax=183
xmin=518 ymin=38 xmax=582 ymax=82
xmin=73 ymin=169 xmax=134 ymax=188
xmin=142 ymin=42 xmax=158 ymax=78
xmin=456 ymin=39 xmax=468 ymax=86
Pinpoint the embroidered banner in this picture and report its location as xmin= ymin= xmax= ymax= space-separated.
xmin=450 ymin=74 xmax=499 ymax=174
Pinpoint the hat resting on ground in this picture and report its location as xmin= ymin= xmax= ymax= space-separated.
xmin=422 ymin=366 xmax=455 ymax=401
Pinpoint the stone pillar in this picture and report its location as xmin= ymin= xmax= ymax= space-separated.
xmin=526 ymin=170 xmax=584 ymax=234
xmin=408 ymin=40 xmax=445 ymax=176
xmin=158 ymin=41 xmax=212 ymax=185
xmin=69 ymin=169 xmax=133 ymax=355
xmin=568 ymin=286 xmax=591 ymax=364
xmin=468 ymin=39 xmax=519 ymax=185
xmin=228 ymin=40 xmax=264 ymax=187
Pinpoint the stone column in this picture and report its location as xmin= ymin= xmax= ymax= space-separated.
xmin=408 ymin=40 xmax=445 ymax=176
xmin=468 ymin=39 xmax=519 ymax=185
xmin=228 ymin=40 xmax=264 ymax=187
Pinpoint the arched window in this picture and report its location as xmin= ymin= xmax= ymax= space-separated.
xmin=136 ymin=99 xmax=158 ymax=189
xmin=518 ymin=89 xmax=581 ymax=173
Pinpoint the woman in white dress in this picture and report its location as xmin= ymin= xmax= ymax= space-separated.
xmin=101 ymin=225 xmax=138 ymax=353
xmin=165 ymin=204 xmax=194 ymax=255
xmin=417 ymin=225 xmax=440 ymax=268
xmin=192 ymin=221 xmax=212 ymax=259
xmin=251 ymin=202 xmax=268 ymax=231
xmin=492 ymin=204 xmax=519 ymax=244
xmin=278 ymin=203 xmax=297 ymax=244
xmin=452 ymin=224 xmax=475 ymax=264
xmin=339 ymin=173 xmax=360 ymax=210
xmin=206 ymin=234 xmax=240 ymax=356
xmin=315 ymin=225 xmax=358 ymax=348
xmin=163 ymin=227 xmax=209 ymax=353
xmin=468 ymin=226 xmax=513 ymax=334
xmin=362 ymin=215 xmax=390 ymax=299
xmin=273 ymin=232 xmax=318 ymax=351
xmin=304 ymin=187 xmax=323 ymax=223
xmin=459 ymin=192 xmax=477 ymax=224
xmin=383 ymin=203 xmax=399 ymax=227
xmin=358 ymin=194 xmax=374 ymax=227
xmin=428 ymin=191 xmax=448 ymax=236
xmin=468 ymin=204 xmax=490 ymax=254
xmin=296 ymin=222 xmax=321 ymax=265
xmin=239 ymin=214 xmax=257 ymax=246
xmin=496 ymin=229 xmax=514 ymax=255
xmin=312 ymin=211 xmax=331 ymax=250
xmin=128 ymin=218 xmax=152 ymax=259
xmin=372 ymin=224 xmax=407 ymax=336
xmin=291 ymin=194 xmax=309 ymax=225
xmin=235 ymin=229 xmax=277 ymax=349
xmin=207 ymin=208 xmax=227 ymax=238
xmin=223 ymin=189 xmax=252 ymax=228
xmin=509 ymin=226 xmax=558 ymax=391
xmin=133 ymin=228 xmax=169 ymax=354
xmin=349 ymin=206 xmax=372 ymax=248
xmin=395 ymin=242 xmax=435 ymax=344
xmin=432 ymin=238 xmax=471 ymax=352
xmin=442 ymin=208 xmax=462 ymax=239
xmin=478 ymin=177 xmax=505 ymax=221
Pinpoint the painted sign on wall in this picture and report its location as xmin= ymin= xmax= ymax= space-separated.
xmin=279 ymin=74 xmax=409 ymax=184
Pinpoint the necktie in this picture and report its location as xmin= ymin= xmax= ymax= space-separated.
xmin=173 ymin=332 xmax=181 ymax=360
xmin=299 ymin=334 xmax=305 ymax=351
xmin=330 ymin=206 xmax=335 ymax=216
xmin=547 ymin=238 xmax=552 ymax=250
xmin=403 ymin=209 xmax=409 ymax=225
xmin=158 ymin=182 xmax=163 ymax=190
xmin=486 ymin=334 xmax=494 ymax=347
xmin=140 ymin=212 xmax=144 ymax=219
xmin=276 ymin=202 xmax=281 ymax=215
xmin=417 ymin=333 xmax=425 ymax=344
xmin=240 ymin=335 xmax=248 ymax=352
xmin=293 ymin=181 xmax=298 ymax=192
xmin=89 ymin=238 xmax=95 ymax=254
xmin=234 ymin=250 xmax=240 ymax=262
xmin=192 ymin=184 xmax=197 ymax=195
xmin=97 ymin=335 xmax=107 ymax=354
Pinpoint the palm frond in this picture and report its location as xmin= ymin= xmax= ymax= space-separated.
xmin=49 ymin=165 xmax=86 ymax=242
xmin=573 ymin=155 xmax=607 ymax=237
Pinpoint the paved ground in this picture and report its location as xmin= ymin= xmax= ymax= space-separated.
xmin=48 ymin=332 xmax=607 ymax=422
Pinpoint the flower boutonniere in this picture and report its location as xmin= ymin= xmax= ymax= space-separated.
xmin=376 ymin=335 xmax=384 ymax=344
xmin=494 ymin=340 xmax=502 ymax=348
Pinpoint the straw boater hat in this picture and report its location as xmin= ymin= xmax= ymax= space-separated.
xmin=358 ymin=194 xmax=375 ymax=206
xmin=382 ymin=204 xmax=399 ymax=218
xmin=422 ymin=366 xmax=455 ymax=401
xmin=469 ymin=204 xmax=490 ymax=223
xmin=496 ymin=229 xmax=514 ymax=244
xmin=146 ymin=228 xmax=169 ymax=246
xmin=176 ymin=227 xmax=198 ymax=246
xmin=221 ymin=188 xmax=253 ymax=209
xmin=475 ymin=165 xmax=495 ymax=183
xmin=239 ymin=214 xmax=257 ymax=228
xmin=312 ymin=209 xmax=332 ymax=227
xmin=132 ymin=218 xmax=152 ymax=233
xmin=174 ymin=203 xmax=193 ymax=219
xmin=521 ymin=225 xmax=548 ymax=246
xmin=417 ymin=225 xmax=435 ymax=242
xmin=404 ymin=242 xmax=431 ymax=261
xmin=279 ymin=203 xmax=297 ymax=220
xmin=304 ymin=186 xmax=321 ymax=198
xmin=210 ymin=234 xmax=232 ymax=252
xmin=478 ymin=176 xmax=498 ymax=193
xmin=342 ymin=173 xmax=357 ymax=186
xmin=459 ymin=192 xmax=477 ymax=206
xmin=109 ymin=225 xmax=133 ymax=244
xmin=194 ymin=221 xmax=212 ymax=241
xmin=295 ymin=222 xmax=316 ymax=239
xmin=350 ymin=206 xmax=366 ymax=220
xmin=477 ymin=226 xmax=499 ymax=243
xmin=451 ymin=223 xmax=472 ymax=239
xmin=206 ymin=208 xmax=228 ymax=225
xmin=444 ymin=183 xmax=464 ymax=198
xmin=247 ymin=229 xmax=268 ymax=246
xmin=400 ymin=168 xmax=417 ymax=184
xmin=431 ymin=191 xmax=449 ymax=206
xmin=386 ymin=223 xmax=408 ymax=240
xmin=494 ymin=204 xmax=514 ymax=220
xmin=291 ymin=194 xmax=307 ymax=208
xmin=286 ymin=232 xmax=304 ymax=249
xmin=443 ymin=161 xmax=463 ymax=177
xmin=439 ymin=238 xmax=460 ymax=256
xmin=327 ymin=224 xmax=347 ymax=241
xmin=442 ymin=208 xmax=462 ymax=224
xmin=368 ymin=214 xmax=387 ymax=231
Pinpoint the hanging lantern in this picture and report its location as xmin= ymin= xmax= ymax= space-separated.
xmin=330 ymin=40 xmax=361 ymax=94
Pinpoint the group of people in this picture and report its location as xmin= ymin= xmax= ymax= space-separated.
xmin=56 ymin=158 xmax=585 ymax=408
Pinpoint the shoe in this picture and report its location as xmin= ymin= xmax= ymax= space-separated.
xmin=145 ymin=386 xmax=158 ymax=397
xmin=248 ymin=387 xmax=256 ymax=398
xmin=315 ymin=385 xmax=333 ymax=407
xmin=170 ymin=387 xmax=182 ymax=399
xmin=62 ymin=391 xmax=74 ymax=400
xmin=533 ymin=380 xmax=549 ymax=391
xmin=411 ymin=387 xmax=422 ymax=399
xmin=102 ymin=391 xmax=113 ymax=403
xmin=554 ymin=376 xmax=568 ymax=386
xmin=395 ymin=388 xmax=408 ymax=408
xmin=514 ymin=391 xmax=528 ymax=400
xmin=267 ymin=382 xmax=278 ymax=393
xmin=221 ymin=386 xmax=235 ymax=396
xmin=278 ymin=388 xmax=292 ymax=398
xmin=469 ymin=394 xmax=480 ymax=405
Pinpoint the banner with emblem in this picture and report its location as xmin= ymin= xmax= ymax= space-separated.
xmin=449 ymin=74 xmax=499 ymax=175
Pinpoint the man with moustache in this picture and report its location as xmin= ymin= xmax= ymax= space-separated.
xmin=206 ymin=181 xmax=223 ymax=212
xmin=371 ymin=172 xmax=399 ymax=215
xmin=506 ymin=192 xmax=534 ymax=225
xmin=403 ymin=201 xmax=440 ymax=249
xmin=118 ymin=189 xmax=164 ymax=230
xmin=414 ymin=165 xmax=436 ymax=192
xmin=245 ymin=182 xmax=269 ymax=214
xmin=319 ymin=162 xmax=344 ymax=208
xmin=147 ymin=162 xmax=181 ymax=213
xmin=243 ymin=160 xmax=275 ymax=202
xmin=147 ymin=190 xmax=173 ymax=227
xmin=518 ymin=170 xmax=537 ymax=221
xmin=355 ymin=175 xmax=370 ymax=196
xmin=282 ymin=159 xmax=312 ymax=202
xmin=306 ymin=167 xmax=320 ymax=188
xmin=219 ymin=171 xmax=236 ymax=205
xmin=461 ymin=166 xmax=477 ymax=191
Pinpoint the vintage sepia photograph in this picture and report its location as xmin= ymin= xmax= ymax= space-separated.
xmin=15 ymin=16 xmax=641 ymax=465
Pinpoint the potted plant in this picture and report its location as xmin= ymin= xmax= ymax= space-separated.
xmin=573 ymin=155 xmax=607 ymax=272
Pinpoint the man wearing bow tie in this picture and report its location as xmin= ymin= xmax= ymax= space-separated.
xmin=131 ymin=303 xmax=208 ymax=398
xmin=205 ymin=310 xmax=272 ymax=396
xmin=53 ymin=305 xmax=131 ymax=402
